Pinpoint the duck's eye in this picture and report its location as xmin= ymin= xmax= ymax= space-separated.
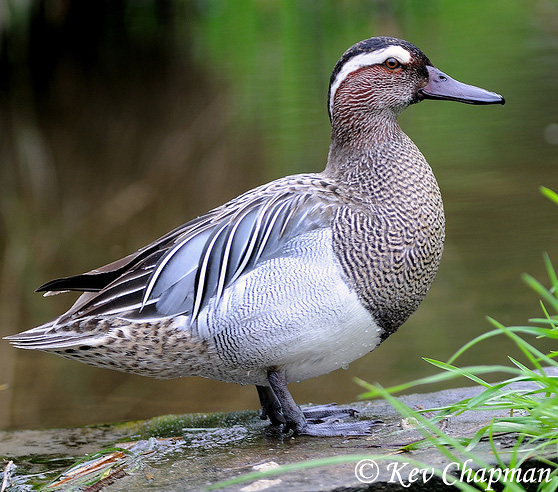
xmin=384 ymin=57 xmax=401 ymax=70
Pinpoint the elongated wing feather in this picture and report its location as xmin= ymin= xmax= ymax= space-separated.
xmin=35 ymin=214 xmax=214 ymax=293
xmin=148 ymin=193 xmax=331 ymax=321
xmin=30 ymin=175 xmax=343 ymax=329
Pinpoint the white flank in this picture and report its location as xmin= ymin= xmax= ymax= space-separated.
xmin=329 ymin=45 xmax=412 ymax=115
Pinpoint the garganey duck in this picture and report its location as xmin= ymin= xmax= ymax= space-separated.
xmin=5 ymin=37 xmax=504 ymax=436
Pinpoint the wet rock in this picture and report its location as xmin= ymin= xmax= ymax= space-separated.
xmin=0 ymin=371 xmax=556 ymax=491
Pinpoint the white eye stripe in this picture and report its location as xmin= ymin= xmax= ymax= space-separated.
xmin=328 ymin=45 xmax=412 ymax=115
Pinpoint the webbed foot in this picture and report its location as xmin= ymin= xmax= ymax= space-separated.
xmin=257 ymin=371 xmax=380 ymax=437
xmin=294 ymin=419 xmax=378 ymax=437
xmin=302 ymin=403 xmax=358 ymax=422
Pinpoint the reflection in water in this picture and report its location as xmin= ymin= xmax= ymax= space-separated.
xmin=1 ymin=1 xmax=558 ymax=430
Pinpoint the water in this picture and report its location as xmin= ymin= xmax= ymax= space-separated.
xmin=1 ymin=1 xmax=557 ymax=431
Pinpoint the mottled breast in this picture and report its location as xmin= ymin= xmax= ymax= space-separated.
xmin=331 ymin=133 xmax=445 ymax=338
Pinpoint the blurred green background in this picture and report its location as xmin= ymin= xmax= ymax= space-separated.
xmin=1 ymin=0 xmax=557 ymax=430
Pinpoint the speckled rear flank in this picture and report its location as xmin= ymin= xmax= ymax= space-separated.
xmin=46 ymin=317 xmax=219 ymax=380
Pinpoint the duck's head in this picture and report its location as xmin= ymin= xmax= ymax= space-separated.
xmin=328 ymin=37 xmax=504 ymax=124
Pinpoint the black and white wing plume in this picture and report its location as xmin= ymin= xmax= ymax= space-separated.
xmin=22 ymin=176 xmax=341 ymax=334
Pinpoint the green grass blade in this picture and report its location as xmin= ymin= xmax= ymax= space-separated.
xmin=541 ymin=186 xmax=558 ymax=206
xmin=543 ymin=252 xmax=558 ymax=292
xmin=523 ymin=274 xmax=558 ymax=313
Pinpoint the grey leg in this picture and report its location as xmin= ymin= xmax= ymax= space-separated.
xmin=256 ymin=385 xmax=285 ymax=426
xmin=266 ymin=369 xmax=377 ymax=436
xmin=267 ymin=371 xmax=306 ymax=433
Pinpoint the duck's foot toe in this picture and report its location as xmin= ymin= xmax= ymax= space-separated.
xmin=293 ymin=404 xmax=380 ymax=436
xmin=293 ymin=418 xmax=379 ymax=437
xmin=302 ymin=403 xmax=358 ymax=422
